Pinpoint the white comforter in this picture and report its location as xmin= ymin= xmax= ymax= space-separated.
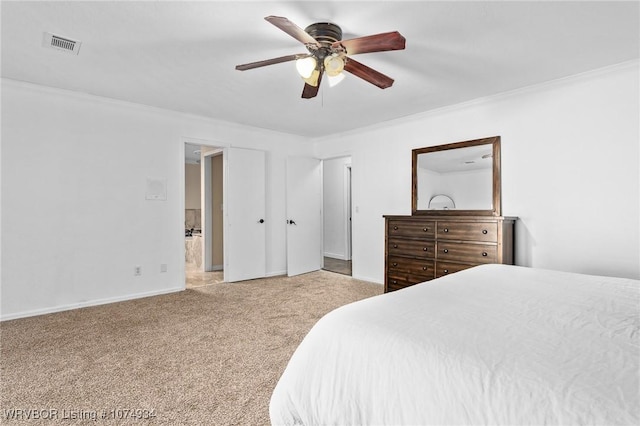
xmin=270 ymin=264 xmax=639 ymax=425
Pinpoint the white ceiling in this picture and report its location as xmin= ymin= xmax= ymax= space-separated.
xmin=2 ymin=1 xmax=638 ymax=139
xmin=418 ymin=143 xmax=492 ymax=173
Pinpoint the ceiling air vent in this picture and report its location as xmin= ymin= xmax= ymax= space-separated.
xmin=42 ymin=32 xmax=81 ymax=55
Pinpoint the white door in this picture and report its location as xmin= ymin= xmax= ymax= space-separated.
xmin=225 ymin=147 xmax=266 ymax=282
xmin=286 ymin=157 xmax=322 ymax=276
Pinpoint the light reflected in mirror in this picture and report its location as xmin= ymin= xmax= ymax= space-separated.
xmin=428 ymin=194 xmax=456 ymax=210
xmin=412 ymin=136 xmax=501 ymax=216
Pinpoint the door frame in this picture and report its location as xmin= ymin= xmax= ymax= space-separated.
xmin=201 ymin=147 xmax=224 ymax=273
xmin=344 ymin=163 xmax=352 ymax=261
xmin=180 ymin=137 xmax=229 ymax=288
xmin=320 ymin=154 xmax=354 ymax=271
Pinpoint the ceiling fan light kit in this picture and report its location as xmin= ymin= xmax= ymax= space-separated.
xmin=235 ymin=16 xmax=406 ymax=99
xmin=324 ymin=55 xmax=345 ymax=77
xmin=327 ymin=73 xmax=345 ymax=88
xmin=302 ymin=68 xmax=321 ymax=87
xmin=295 ymin=56 xmax=317 ymax=79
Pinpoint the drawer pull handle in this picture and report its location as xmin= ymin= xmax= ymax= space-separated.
xmin=482 ymin=229 xmax=488 ymax=234
xmin=392 ymin=262 xmax=398 ymax=267
xmin=393 ymin=244 xmax=398 ymax=248
xmin=391 ymin=280 xmax=398 ymax=284
xmin=443 ymin=249 xmax=449 ymax=253
xmin=393 ymin=226 xmax=398 ymax=230
xmin=444 ymin=269 xmax=449 ymax=274
xmin=482 ymin=252 xmax=488 ymax=257
xmin=423 ymin=247 xmax=428 ymax=251
xmin=423 ymin=228 xmax=429 ymax=232
xmin=443 ymin=228 xmax=449 ymax=233
xmin=422 ymin=266 xmax=427 ymax=270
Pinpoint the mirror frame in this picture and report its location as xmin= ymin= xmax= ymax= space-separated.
xmin=412 ymin=136 xmax=501 ymax=216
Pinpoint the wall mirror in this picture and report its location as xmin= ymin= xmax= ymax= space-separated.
xmin=412 ymin=136 xmax=501 ymax=216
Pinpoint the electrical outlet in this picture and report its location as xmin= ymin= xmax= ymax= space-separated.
xmin=134 ymin=265 xmax=142 ymax=276
xmin=160 ymin=263 xmax=168 ymax=273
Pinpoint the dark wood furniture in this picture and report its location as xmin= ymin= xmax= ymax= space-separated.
xmin=384 ymin=215 xmax=515 ymax=292
xmin=384 ymin=136 xmax=516 ymax=293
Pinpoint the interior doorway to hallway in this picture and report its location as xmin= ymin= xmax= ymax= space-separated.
xmin=321 ymin=156 xmax=352 ymax=276
xmin=184 ymin=142 xmax=224 ymax=288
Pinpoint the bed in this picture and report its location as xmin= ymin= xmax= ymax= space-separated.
xmin=270 ymin=264 xmax=639 ymax=425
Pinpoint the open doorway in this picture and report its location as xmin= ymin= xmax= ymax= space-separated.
xmin=322 ymin=156 xmax=352 ymax=276
xmin=184 ymin=142 xmax=224 ymax=288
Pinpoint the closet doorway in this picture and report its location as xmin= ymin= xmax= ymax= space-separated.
xmin=322 ymin=156 xmax=352 ymax=276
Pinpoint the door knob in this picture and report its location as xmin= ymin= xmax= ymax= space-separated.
xmin=258 ymin=219 xmax=265 ymax=224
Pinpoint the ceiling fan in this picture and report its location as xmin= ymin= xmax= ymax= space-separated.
xmin=235 ymin=16 xmax=406 ymax=99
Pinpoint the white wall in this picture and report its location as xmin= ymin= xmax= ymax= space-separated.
xmin=211 ymin=154 xmax=224 ymax=268
xmin=323 ymin=156 xmax=351 ymax=260
xmin=184 ymin=163 xmax=201 ymax=209
xmin=3 ymin=61 xmax=638 ymax=320
xmin=438 ymin=168 xmax=493 ymax=210
xmin=315 ymin=61 xmax=639 ymax=283
xmin=1 ymin=79 xmax=312 ymax=320
xmin=419 ymin=167 xmax=492 ymax=210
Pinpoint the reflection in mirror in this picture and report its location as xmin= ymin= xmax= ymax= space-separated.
xmin=428 ymin=194 xmax=456 ymax=210
xmin=417 ymin=144 xmax=493 ymax=210
xmin=412 ymin=136 xmax=501 ymax=216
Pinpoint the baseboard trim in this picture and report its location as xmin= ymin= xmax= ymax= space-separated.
xmin=352 ymin=274 xmax=383 ymax=285
xmin=323 ymin=252 xmax=349 ymax=261
xmin=0 ymin=287 xmax=185 ymax=322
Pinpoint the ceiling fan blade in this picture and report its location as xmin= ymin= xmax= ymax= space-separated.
xmin=344 ymin=58 xmax=394 ymax=89
xmin=333 ymin=31 xmax=406 ymax=55
xmin=265 ymin=16 xmax=320 ymax=47
xmin=235 ymin=53 xmax=309 ymax=71
xmin=302 ymin=71 xmax=323 ymax=99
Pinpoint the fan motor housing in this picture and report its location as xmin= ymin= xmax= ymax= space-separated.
xmin=304 ymin=22 xmax=342 ymax=45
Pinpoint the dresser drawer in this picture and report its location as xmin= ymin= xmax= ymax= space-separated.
xmin=436 ymin=261 xmax=474 ymax=278
xmin=386 ymin=278 xmax=408 ymax=292
xmin=388 ymin=256 xmax=435 ymax=278
xmin=384 ymin=215 xmax=516 ymax=293
xmin=386 ymin=272 xmax=432 ymax=292
xmin=437 ymin=242 xmax=497 ymax=263
xmin=437 ymin=221 xmax=498 ymax=242
xmin=388 ymin=220 xmax=435 ymax=238
xmin=387 ymin=274 xmax=417 ymax=292
xmin=388 ymin=238 xmax=435 ymax=258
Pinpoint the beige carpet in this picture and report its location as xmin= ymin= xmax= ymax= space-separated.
xmin=0 ymin=271 xmax=382 ymax=425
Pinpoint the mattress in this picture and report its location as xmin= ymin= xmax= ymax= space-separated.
xmin=270 ymin=264 xmax=640 ymax=425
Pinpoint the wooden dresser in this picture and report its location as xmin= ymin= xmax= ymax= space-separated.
xmin=384 ymin=215 xmax=516 ymax=292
